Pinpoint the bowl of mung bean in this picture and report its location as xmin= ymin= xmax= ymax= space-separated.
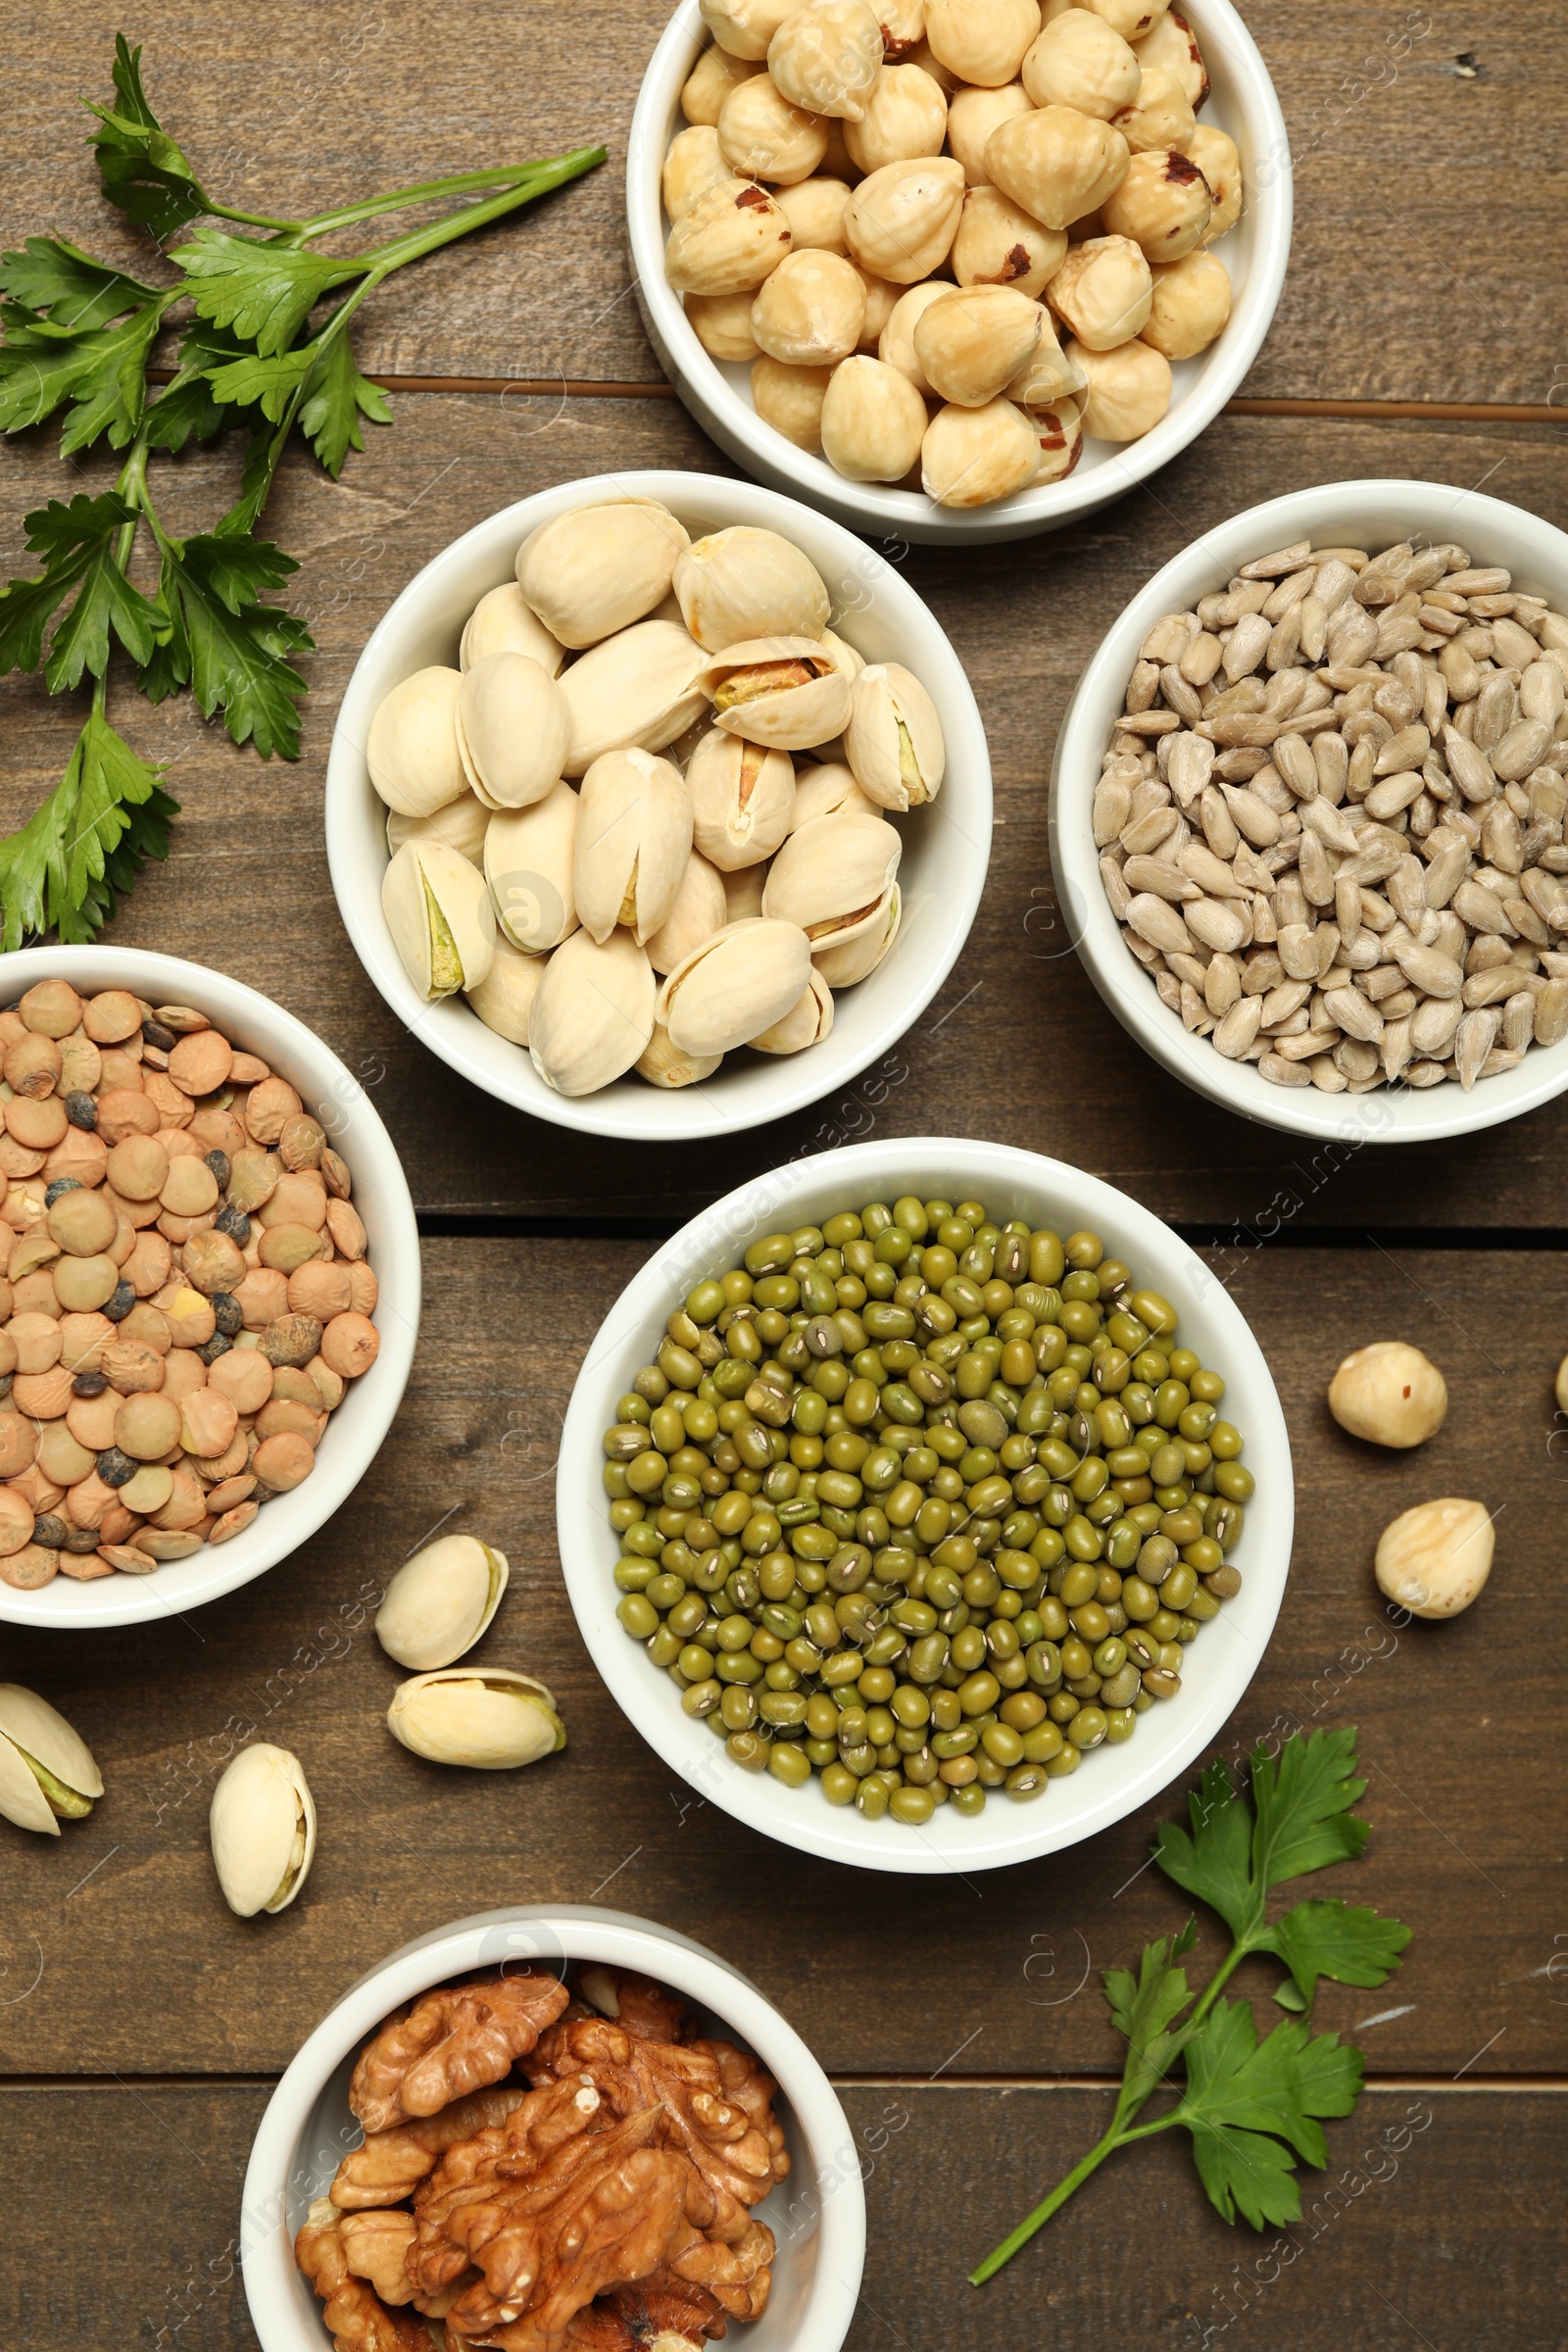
xmin=0 ymin=948 xmax=420 ymax=1631
xmin=557 ymin=1136 xmax=1291 ymax=1873
xmin=1052 ymin=478 xmax=1568 ymax=1141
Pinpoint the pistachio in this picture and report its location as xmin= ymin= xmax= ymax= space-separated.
xmin=789 ymin=759 xmax=881 ymax=828
xmin=700 ymin=0 xmax=797 ymax=63
xmin=386 ymin=1668 xmax=566 ymax=1769
xmin=456 ymin=653 xmax=570 ymax=809
xmin=573 ymin=749 xmax=694 ymax=946
xmin=382 ymin=840 xmax=497 ymax=1003
xmin=1142 ymin=247 xmax=1231 ymax=359
xmin=483 ymin=779 xmax=579 ymax=953
xmin=985 ymin=106 xmax=1131 ymax=231
xmin=645 ymin=849 xmax=730 ymax=974
xmin=465 ymin=937 xmax=547 ymax=1048
xmin=913 ymin=282 xmax=1044 ymax=405
xmin=662 ymin=122 xmax=730 ymax=221
xmin=528 ymin=929 xmax=657 ymax=1096
xmin=1375 ymin=1498 xmax=1494 ymax=1620
xmin=762 ymin=808 xmax=903 ymax=943
xmin=558 ymin=620 xmax=710 ymax=775
xmin=750 ymin=966 xmax=835 ymax=1052
xmin=460 ymin=582 xmax=565 ymax=676
xmin=716 ymin=72 xmax=829 ymax=184
xmin=1328 ymin=1342 xmax=1448 ymax=1449
xmin=946 ymin=81 xmax=1032 ymax=183
xmin=209 ymin=1742 xmax=316 ymax=1915
xmin=751 ymin=247 xmax=867 ymax=366
xmin=843 ymin=62 xmax=950 ymax=172
xmin=1047 ymin=233 xmax=1152 ymax=349
xmin=844 ymin=156 xmax=967 ymax=282
xmin=951 ymin=184 xmax=1068 ymax=295
xmin=636 ymin=1023 xmax=723 ymax=1088
xmin=1101 ymin=145 xmax=1209 ymax=261
xmin=820 ymin=353 xmax=930 ymax=480
xmin=751 ymin=354 xmax=834 ymax=449
xmin=1021 ymin=9 xmax=1142 ymax=118
xmin=515 ymin=499 xmax=690 ymax=651
xmin=386 ymin=790 xmax=489 ymax=868
xmin=813 ymin=879 xmax=902 ymax=982
xmin=0 ymin=1685 xmax=103 ymax=1837
xmin=921 ymin=396 xmax=1041 ymax=505
xmin=675 ymin=529 xmax=831 ymax=659
xmin=687 ymin=727 xmax=797 ymax=868
xmin=367 ymin=666 xmax=466 ymax=818
xmin=723 ymin=862 xmax=769 ymax=923
xmin=846 ymin=662 xmax=945 ymax=808
xmin=701 ymin=636 xmax=855 ymax=750
xmin=767 ymin=0 xmax=885 ymax=121
xmin=1069 ymin=334 xmax=1171 ymax=439
xmin=376 ymin=1535 xmax=509 ymax=1671
xmin=657 ymin=916 xmax=814 ymax=1054
xmin=664 ymin=176 xmax=794 ymax=296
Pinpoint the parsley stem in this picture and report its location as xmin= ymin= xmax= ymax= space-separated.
xmin=294 ymin=162 xmax=579 ymax=241
xmin=967 ymin=2124 xmax=1126 ymax=2285
xmin=347 ymin=147 xmax=608 ymax=275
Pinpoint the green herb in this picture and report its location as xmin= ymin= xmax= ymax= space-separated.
xmin=970 ymin=1728 xmax=1411 ymax=2283
xmin=0 ymin=34 xmax=606 ymax=947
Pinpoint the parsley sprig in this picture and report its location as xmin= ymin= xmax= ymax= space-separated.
xmin=0 ymin=33 xmax=605 ymax=949
xmin=971 ymin=1728 xmax=1411 ymax=2282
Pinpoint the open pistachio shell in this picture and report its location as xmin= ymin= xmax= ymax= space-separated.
xmin=0 ymin=1684 xmax=103 ymax=1837
xmin=701 ymin=637 xmax=856 ymax=751
xmin=368 ymin=666 xmax=467 ymax=818
xmin=529 ymin=928 xmax=657 ymax=1096
xmin=687 ymin=729 xmax=797 ymax=870
xmin=484 ymin=780 xmax=579 ymax=953
xmin=387 ymin=791 xmax=489 ymax=868
xmin=673 ymin=527 xmax=832 ymax=653
xmin=637 ymin=1022 xmax=724 ymax=1088
xmin=465 ymin=937 xmax=547 ymax=1047
xmin=813 ymin=880 xmax=902 ymax=984
xmin=515 ymin=500 xmax=690 ymax=650
xmin=788 ymin=760 xmax=880 ymax=829
xmin=387 ymin=1668 xmax=566 ymax=1769
xmin=460 ymin=581 xmax=566 ymax=676
xmin=750 ymin=966 xmax=835 ymax=1053
xmin=645 ymin=848 xmax=729 ymax=976
xmin=762 ymin=808 xmax=904 ymax=945
xmin=574 ymin=749 xmax=694 ymax=946
xmin=845 ymin=662 xmax=947 ymax=809
xmin=559 ymin=620 xmax=710 ymax=776
xmin=209 ymin=1743 xmax=316 ymax=1916
xmin=657 ymin=916 xmax=813 ymax=1056
xmin=382 ymin=840 xmax=497 ymax=1002
xmin=376 ymin=1535 xmax=509 ymax=1672
xmin=456 ymin=653 xmax=571 ymax=810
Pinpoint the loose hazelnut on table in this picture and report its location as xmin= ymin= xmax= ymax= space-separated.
xmin=1375 ymin=1497 xmax=1494 ymax=1619
xmin=1328 ymin=1342 xmax=1448 ymax=1448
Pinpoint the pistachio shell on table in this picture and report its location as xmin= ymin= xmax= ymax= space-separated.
xmin=460 ymin=581 xmax=566 ymax=676
xmin=387 ymin=1668 xmax=566 ymax=1769
xmin=845 ymin=662 xmax=946 ymax=809
xmin=382 ymin=840 xmax=497 ymax=1002
xmin=813 ymin=880 xmax=902 ymax=983
xmin=514 ymin=498 xmax=690 ymax=650
xmin=0 ymin=1684 xmax=103 ymax=1837
xmin=657 ymin=916 xmax=814 ymax=1056
xmin=645 ymin=848 xmax=729 ymax=975
xmin=574 ymin=749 xmax=694 ymax=946
xmin=456 ymin=654 xmax=571 ymax=810
xmin=376 ymin=1535 xmax=509 ymax=1671
xmin=367 ymin=666 xmax=466 ymax=818
xmin=559 ymin=620 xmax=710 ymax=777
xmin=209 ymin=1742 xmax=316 ymax=1915
xmin=673 ymin=526 xmax=832 ymax=653
xmin=484 ymin=780 xmax=579 ymax=953
xmin=788 ymin=760 xmax=880 ymax=829
xmin=636 ymin=1023 xmax=723 ymax=1089
xmin=701 ymin=636 xmax=856 ymax=751
xmin=528 ymin=928 xmax=658 ymax=1096
xmin=465 ymin=937 xmax=547 ymax=1048
xmin=686 ymin=728 xmax=797 ymax=870
xmin=750 ymin=966 xmax=835 ymax=1052
xmin=762 ymin=808 xmax=903 ymax=946
xmin=387 ymin=791 xmax=489 ymax=868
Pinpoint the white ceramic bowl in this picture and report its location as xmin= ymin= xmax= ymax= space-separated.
xmin=627 ymin=0 xmax=1292 ymax=546
xmin=0 ymin=948 xmax=419 ymax=1631
xmin=1051 ymin=477 xmax=1568 ymax=1143
xmin=557 ymin=1137 xmax=1292 ymax=1875
xmin=240 ymin=1904 xmax=866 ymax=2352
xmin=325 ymin=470 xmax=992 ymax=1142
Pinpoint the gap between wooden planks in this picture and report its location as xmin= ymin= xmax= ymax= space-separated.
xmin=2 ymin=2071 xmax=1562 ymax=2092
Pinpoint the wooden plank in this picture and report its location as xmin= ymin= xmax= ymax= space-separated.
xmin=6 ymin=3 xmax=1568 ymax=402
xmin=5 ymin=396 xmax=1566 ymax=1226
xmin=3 ymin=2080 xmax=1564 ymax=2349
xmin=0 ymin=1240 xmax=1560 ymax=2080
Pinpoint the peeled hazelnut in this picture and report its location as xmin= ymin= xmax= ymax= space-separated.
xmin=1047 ymin=234 xmax=1152 ymax=350
xmin=1557 ymin=1350 xmax=1568 ymax=1417
xmin=1085 ymin=0 xmax=1169 ymax=39
xmin=1328 ymin=1341 xmax=1448 ymax=1449
xmin=682 ymin=43 xmax=765 ymax=123
xmin=776 ymin=174 xmax=855 ymax=252
xmin=944 ymin=85 xmax=1026 ymax=189
xmin=767 ymin=0 xmax=887 ymax=120
xmin=1004 ymin=313 xmax=1087 ymax=403
xmin=952 ymin=183 xmax=1067 ymax=294
xmin=1112 ymin=64 xmax=1194 ymax=152
xmin=1375 ymin=1498 xmax=1494 ymax=1620
xmin=752 ymin=356 xmax=834 ymax=449
xmin=906 ymin=34 xmax=962 ymax=93
xmin=751 ymin=248 xmax=867 ymax=365
xmin=985 ymin=105 xmax=1131 ymax=231
xmin=844 ymin=155 xmax=966 ymax=281
xmin=914 ymin=282 xmax=1044 ymax=406
xmin=1069 ymin=333 xmax=1171 ymax=438
xmin=1101 ymin=145 xmax=1210 ymax=261
xmin=924 ymin=0 xmax=1043 ymax=87
xmin=922 ymin=397 xmax=1041 ymax=505
xmin=820 ymin=353 xmax=929 ymax=480
xmin=877 ymin=278 xmax=956 ymax=391
xmin=662 ymin=124 xmax=729 ymax=224
xmin=700 ymin=0 xmax=796 ymax=60
xmin=684 ymin=287 xmax=762 ymax=362
xmin=1017 ymin=388 xmax=1083 ymax=481
xmin=854 ymin=266 xmax=903 ymax=346
xmin=843 ymin=63 xmax=949 ymax=172
xmin=878 ymin=0 xmax=926 ymax=60
xmin=665 ymin=176 xmax=794 ymax=295
xmin=716 ymin=73 xmax=829 ymax=183
xmin=1187 ymin=123 xmax=1242 ymax=241
xmin=1133 ymin=6 xmax=1208 ymax=108
xmin=1021 ymin=9 xmax=1141 ymax=118
xmin=1143 ymin=247 xmax=1231 ymax=358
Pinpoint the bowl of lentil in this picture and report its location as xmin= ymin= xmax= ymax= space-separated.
xmin=1051 ymin=479 xmax=1568 ymax=1139
xmin=0 ymin=949 xmax=419 ymax=1630
xmin=557 ymin=1137 xmax=1291 ymax=1872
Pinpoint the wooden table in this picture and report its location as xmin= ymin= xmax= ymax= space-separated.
xmin=4 ymin=8 xmax=1566 ymax=2347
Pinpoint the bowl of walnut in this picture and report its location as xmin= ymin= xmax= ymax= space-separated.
xmin=241 ymin=1905 xmax=866 ymax=2352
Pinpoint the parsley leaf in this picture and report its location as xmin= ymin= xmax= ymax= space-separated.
xmin=0 ymin=493 xmax=163 ymax=688
xmin=144 ymin=319 xmax=263 ymax=451
xmin=0 ymin=236 xmax=161 ymax=329
xmin=0 ymin=706 xmax=177 ymax=950
xmin=1265 ymin=1897 xmax=1412 ymax=2014
xmin=86 ymin=35 xmax=209 ymax=240
xmin=1104 ymin=1921 xmax=1198 ymax=2114
xmin=1156 ymin=1754 xmax=1254 ymax=1939
xmin=1172 ymin=2002 xmax=1362 ymax=2228
xmin=0 ymin=290 xmax=170 ymax=451
xmin=1250 ymin=1724 xmax=1370 ymax=1887
xmin=174 ymin=227 xmax=363 ymax=355
xmin=299 ymin=318 xmax=392 ymax=475
xmin=146 ymin=534 xmax=312 ymax=759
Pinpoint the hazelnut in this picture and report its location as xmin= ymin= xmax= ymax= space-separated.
xmin=878 ymin=278 xmax=957 ymax=392
xmin=843 ymin=63 xmax=950 ymax=172
xmin=716 ymin=73 xmax=830 ymax=184
xmin=1328 ymin=1342 xmax=1448 ymax=1449
xmin=1111 ymin=65 xmax=1196 ymax=153
xmin=946 ymin=81 xmax=1032 ymax=185
xmin=1101 ymin=145 xmax=1210 ymax=262
xmin=844 ymin=155 xmax=966 ymax=281
xmin=914 ymin=282 xmax=1046 ymax=406
xmin=985 ymin=105 xmax=1131 ymax=232
xmin=1375 ymin=1498 xmax=1494 ymax=1620
xmin=775 ymin=174 xmax=855 ymax=253
xmin=685 ymin=288 xmax=763 ymax=362
xmin=1186 ymin=123 xmax=1242 ymax=241
xmin=923 ymin=0 xmax=1043 ymax=88
xmin=921 ymin=398 xmax=1041 ymax=506
xmin=952 ymin=184 xmax=1067 ymax=296
xmin=1021 ymin=10 xmax=1141 ymax=119
xmin=751 ymin=249 xmax=867 ymax=365
xmin=1068 ymin=334 xmax=1171 ymax=438
xmin=662 ymin=123 xmax=728 ymax=220
xmin=820 ymin=355 xmax=930 ymax=480
xmin=1047 ymin=234 xmax=1152 ymax=350
xmin=1142 ymin=248 xmax=1231 ymax=359
xmin=752 ymin=355 xmax=835 ymax=449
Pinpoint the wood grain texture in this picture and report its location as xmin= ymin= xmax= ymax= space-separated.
xmin=5 ymin=397 xmax=1566 ymax=1225
xmin=3 ymin=2081 xmax=1563 ymax=2350
xmin=0 ymin=1241 xmax=1559 ymax=2081
xmin=5 ymin=3 xmax=1567 ymax=400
